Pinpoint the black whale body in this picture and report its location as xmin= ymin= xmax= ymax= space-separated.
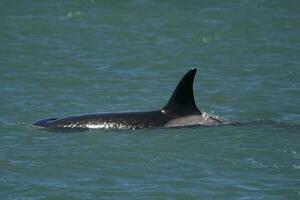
xmin=33 ymin=69 xmax=224 ymax=130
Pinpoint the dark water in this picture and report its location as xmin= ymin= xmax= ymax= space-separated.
xmin=1 ymin=1 xmax=300 ymax=199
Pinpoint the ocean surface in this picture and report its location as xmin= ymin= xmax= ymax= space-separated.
xmin=1 ymin=1 xmax=300 ymax=199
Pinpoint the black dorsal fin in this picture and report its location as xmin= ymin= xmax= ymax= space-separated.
xmin=162 ymin=68 xmax=201 ymax=116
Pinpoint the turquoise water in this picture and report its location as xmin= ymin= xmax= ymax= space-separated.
xmin=1 ymin=1 xmax=300 ymax=199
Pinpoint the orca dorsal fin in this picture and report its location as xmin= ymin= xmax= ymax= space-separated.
xmin=162 ymin=68 xmax=201 ymax=116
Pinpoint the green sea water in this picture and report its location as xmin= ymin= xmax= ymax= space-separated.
xmin=1 ymin=1 xmax=300 ymax=199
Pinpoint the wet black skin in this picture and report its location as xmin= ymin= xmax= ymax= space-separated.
xmin=33 ymin=68 xmax=222 ymax=130
xmin=34 ymin=111 xmax=170 ymax=130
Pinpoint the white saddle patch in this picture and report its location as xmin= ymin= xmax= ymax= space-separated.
xmin=164 ymin=113 xmax=223 ymax=128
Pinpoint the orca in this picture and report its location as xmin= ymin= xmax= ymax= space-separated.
xmin=33 ymin=68 xmax=224 ymax=130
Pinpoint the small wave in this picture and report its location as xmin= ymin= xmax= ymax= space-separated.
xmin=229 ymin=119 xmax=300 ymax=129
xmin=66 ymin=11 xmax=83 ymax=19
xmin=199 ymin=110 xmax=300 ymax=129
